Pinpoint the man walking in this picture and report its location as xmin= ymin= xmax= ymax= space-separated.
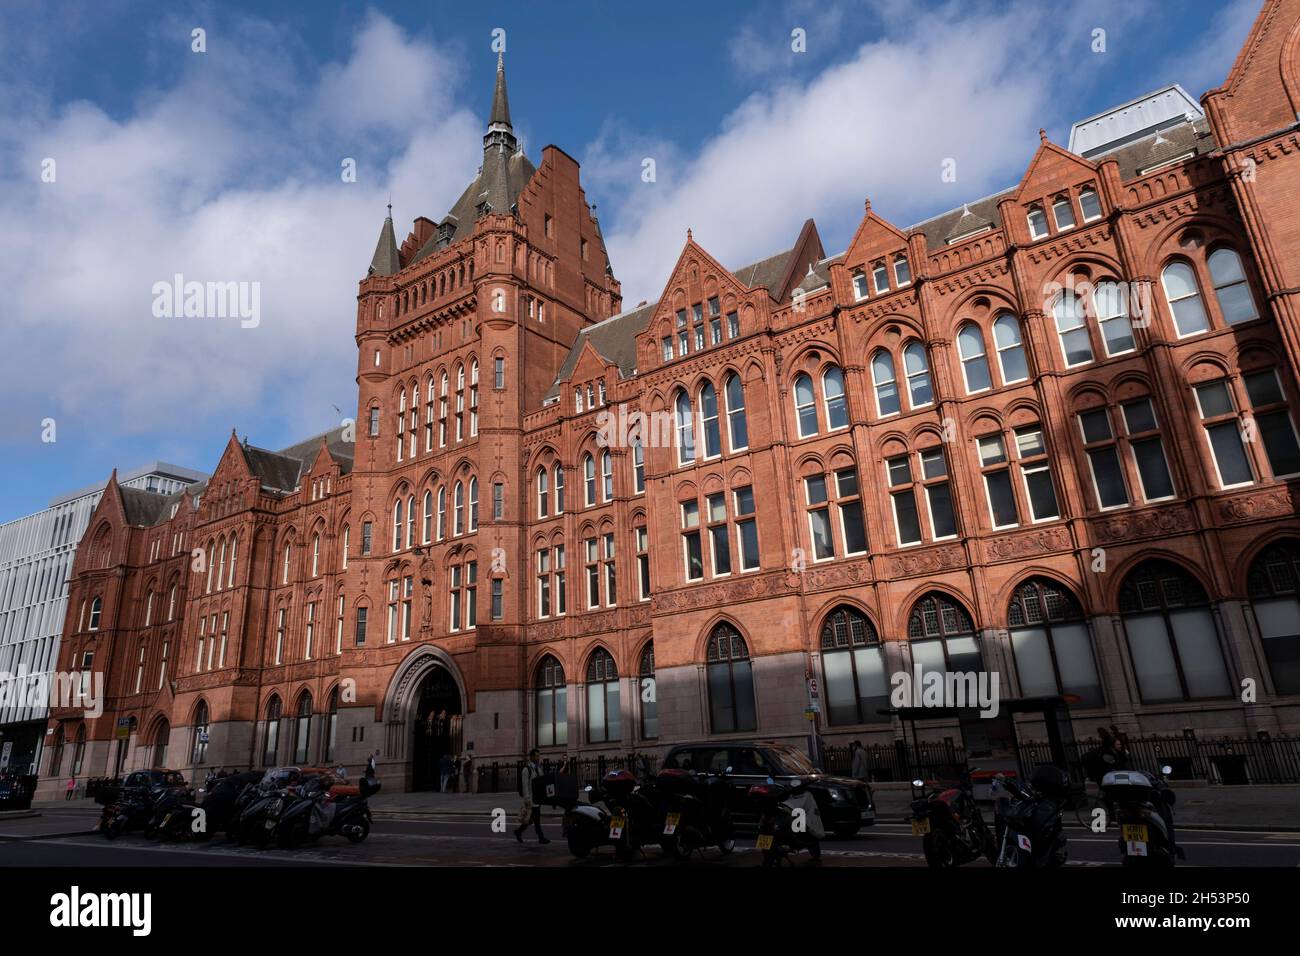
xmin=514 ymin=748 xmax=550 ymax=844
xmin=850 ymin=740 xmax=869 ymax=783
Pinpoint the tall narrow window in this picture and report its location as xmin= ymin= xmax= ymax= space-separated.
xmin=1094 ymin=281 xmax=1135 ymax=356
xmin=994 ymin=314 xmax=1028 ymax=383
xmin=823 ymin=366 xmax=849 ymax=428
xmin=263 ymin=697 xmax=281 ymax=766
xmin=1247 ymin=542 xmax=1300 ymax=695
xmin=468 ymin=478 xmax=479 ymax=531
xmin=1079 ymin=188 xmax=1102 ymax=222
xmin=636 ymin=526 xmax=651 ymax=598
xmin=806 ymin=475 xmax=834 ymax=559
xmin=1194 ymin=380 xmax=1253 ymax=488
xmin=423 ymin=491 xmax=433 ymax=543
xmin=894 ymin=254 xmax=911 ymax=287
xmin=1052 ymin=195 xmax=1076 ymax=231
xmin=700 ymin=382 xmax=721 ymax=458
xmin=535 ymin=657 xmax=567 ymax=747
xmin=724 ymin=373 xmax=748 ymax=450
xmin=1016 ymin=426 xmax=1060 ymax=521
xmin=304 ymin=601 xmax=316 ymax=659
xmin=887 ymin=455 xmax=922 ymax=545
xmin=454 ymin=482 xmax=465 ymax=535
xmin=393 ymin=499 xmax=404 ymax=551
xmin=1027 ymin=205 xmax=1048 ymax=239
xmin=872 ymin=352 xmax=900 ymax=417
xmin=734 ymin=486 xmax=761 ymax=569
xmin=1162 ymin=262 xmax=1209 ymax=337
xmin=919 ymin=447 xmax=958 ymax=538
xmin=311 ymin=533 xmax=320 ymax=577
xmin=1208 ymin=248 xmax=1258 ymax=325
xmin=707 ymin=492 xmax=731 ymax=576
xmin=1121 ymin=398 xmax=1176 ymax=501
xmin=537 ymin=468 xmax=550 ymax=517
xmin=586 ymin=649 xmax=621 ymax=743
xmin=1079 ymin=408 xmax=1130 ymax=509
xmin=583 ymin=454 xmax=596 ymax=506
xmin=1244 ymin=369 xmax=1300 ymax=478
xmin=294 ymin=694 xmax=312 ymax=764
xmin=682 ymin=501 xmax=703 ymax=580
xmin=852 ymin=270 xmax=869 ymax=300
xmin=436 ymin=489 xmax=446 ymax=540
xmin=903 ymin=343 xmax=932 ymax=408
xmin=601 ymin=451 xmax=614 ymax=500
xmin=675 ymin=391 xmax=696 ymax=464
xmin=1054 ymin=291 xmax=1092 ymax=366
xmin=639 ymin=643 xmax=658 ymax=738
xmin=958 ymin=323 xmax=992 ymax=393
xmin=872 ymin=260 xmax=889 ymax=294
xmin=275 ymin=607 xmax=285 ymax=664
xmin=632 ymin=440 xmax=645 ymax=493
xmin=794 ymin=373 xmax=818 ymax=437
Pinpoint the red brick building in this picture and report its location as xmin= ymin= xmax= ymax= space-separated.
xmin=40 ymin=2 xmax=1300 ymax=793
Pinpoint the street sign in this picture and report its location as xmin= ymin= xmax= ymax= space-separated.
xmin=803 ymin=709 xmax=816 ymax=721
xmin=115 ymin=717 xmax=131 ymax=740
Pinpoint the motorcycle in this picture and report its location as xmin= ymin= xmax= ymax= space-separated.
xmin=908 ymin=768 xmax=995 ymax=868
xmin=992 ymin=765 xmax=1070 ymax=868
xmin=1100 ymin=765 xmax=1182 ymax=867
xmin=144 ymin=786 xmax=199 ymax=840
xmin=748 ymin=778 xmax=823 ymax=867
xmin=655 ymin=766 xmax=736 ymax=860
xmin=563 ymin=769 xmax=661 ymax=861
xmin=228 ymin=767 xmax=306 ymax=846
xmin=270 ymin=772 xmax=380 ymax=849
xmin=98 ymin=786 xmax=156 ymax=840
xmin=194 ymin=771 xmax=263 ymax=840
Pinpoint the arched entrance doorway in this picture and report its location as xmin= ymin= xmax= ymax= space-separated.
xmin=411 ymin=667 xmax=463 ymax=791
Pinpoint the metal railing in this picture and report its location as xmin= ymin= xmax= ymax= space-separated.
xmin=475 ymin=752 xmax=658 ymax=795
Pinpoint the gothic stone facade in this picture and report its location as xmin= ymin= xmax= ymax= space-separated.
xmin=40 ymin=1 xmax=1300 ymax=793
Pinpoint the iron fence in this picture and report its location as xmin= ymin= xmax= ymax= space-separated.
xmin=466 ymin=732 xmax=1300 ymax=793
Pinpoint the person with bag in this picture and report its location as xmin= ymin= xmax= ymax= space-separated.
xmin=514 ymin=748 xmax=549 ymax=844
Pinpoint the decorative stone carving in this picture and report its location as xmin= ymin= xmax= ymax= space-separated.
xmin=1092 ymin=505 xmax=1195 ymax=542
xmin=1219 ymin=489 xmax=1297 ymax=522
xmin=985 ymin=526 xmax=1073 ymax=559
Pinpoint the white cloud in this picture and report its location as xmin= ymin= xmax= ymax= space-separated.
xmin=588 ymin=0 xmax=1144 ymax=304
xmin=0 ymin=12 xmax=481 ymax=446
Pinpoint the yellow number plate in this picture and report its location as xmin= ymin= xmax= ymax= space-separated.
xmin=756 ymin=834 xmax=774 ymax=850
xmin=663 ymin=812 xmax=680 ymax=835
xmin=1122 ymin=823 xmax=1148 ymax=842
xmin=609 ymin=816 xmax=625 ymax=837
xmin=912 ymin=818 xmax=931 ymax=836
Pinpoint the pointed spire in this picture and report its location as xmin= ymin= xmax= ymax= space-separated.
xmin=484 ymin=50 xmax=517 ymax=153
xmin=368 ymin=204 xmax=400 ymax=277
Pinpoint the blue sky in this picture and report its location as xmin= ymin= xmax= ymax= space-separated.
xmin=0 ymin=0 xmax=1260 ymax=520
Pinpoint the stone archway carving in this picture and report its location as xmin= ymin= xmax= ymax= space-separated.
xmin=381 ymin=645 xmax=466 ymax=761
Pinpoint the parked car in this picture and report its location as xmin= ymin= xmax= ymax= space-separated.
xmin=660 ymin=741 xmax=875 ymax=838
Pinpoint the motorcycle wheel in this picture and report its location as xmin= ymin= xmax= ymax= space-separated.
xmin=717 ymin=836 xmax=735 ymax=855
xmin=660 ymin=834 xmax=686 ymax=860
xmin=922 ymin=831 xmax=956 ymax=868
xmin=105 ymin=817 xmax=126 ymax=840
xmin=345 ymin=817 xmax=370 ymax=844
xmin=567 ymin=833 xmax=592 ymax=859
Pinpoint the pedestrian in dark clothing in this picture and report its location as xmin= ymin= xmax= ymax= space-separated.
xmin=514 ymin=748 xmax=549 ymax=844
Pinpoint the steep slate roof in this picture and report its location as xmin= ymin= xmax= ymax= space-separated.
xmin=119 ymin=486 xmax=175 ymax=527
xmin=277 ymin=425 xmax=355 ymax=473
xmin=368 ymin=212 xmax=401 ymax=277
xmin=544 ymin=302 xmax=657 ymax=402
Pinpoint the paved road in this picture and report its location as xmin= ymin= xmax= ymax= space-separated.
xmin=4 ymin=808 xmax=1299 ymax=867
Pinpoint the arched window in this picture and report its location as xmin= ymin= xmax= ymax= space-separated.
xmin=1079 ymin=187 xmax=1102 ymax=221
xmin=724 ymin=373 xmax=748 ymax=450
xmin=1054 ymin=290 xmax=1092 ymax=366
xmin=144 ymin=590 xmax=154 ymax=627
xmin=586 ymin=648 xmax=621 ymax=743
xmin=407 ymin=494 xmax=416 ymax=546
xmin=1247 ymin=541 xmax=1300 ymax=695
xmin=217 ymin=538 xmax=227 ymax=590
xmin=293 ymin=693 xmax=313 ymax=764
xmin=675 ymin=391 xmax=696 ymax=463
xmin=554 ymin=464 xmax=565 ymax=512
xmin=1208 ymin=248 xmax=1258 ymax=325
xmin=535 ymin=655 xmax=568 ymax=747
xmin=1027 ymin=205 xmax=1048 ymax=240
xmin=1008 ymin=579 xmax=1101 ymax=706
xmin=1094 ymin=281 xmax=1135 ymax=356
xmin=706 ymin=623 xmax=756 ymax=733
xmin=88 ymin=596 xmax=102 ymax=631
xmin=639 ymin=642 xmax=658 ymax=739
xmin=908 ymin=594 xmax=984 ymax=689
xmin=326 ymin=686 xmax=339 ymax=762
xmin=72 ymin=725 xmax=86 ymax=775
xmin=282 ymin=541 xmax=292 ymax=584
xmin=393 ymin=498 xmax=404 ymax=551
xmin=436 ymin=487 xmax=446 ymax=539
xmin=50 ymin=727 xmax=65 ymax=778
xmin=1052 ymin=195 xmax=1076 ymax=231
xmin=903 ymin=343 xmax=932 ymax=408
xmin=872 ymin=351 xmax=900 ymax=416
xmin=152 ymin=718 xmax=170 ymax=768
xmin=454 ymin=482 xmax=465 ymax=535
xmin=823 ymin=366 xmax=849 ymax=428
xmin=311 ymin=533 xmax=320 ymax=577
xmin=583 ymin=454 xmax=596 ymax=506
xmin=1119 ymin=561 xmax=1231 ymax=702
xmin=262 ymin=696 xmax=281 ymax=766
xmin=191 ymin=700 xmax=210 ymax=764
xmin=820 ymin=607 xmax=889 ymax=725
xmin=600 ymin=451 xmax=613 ymax=501
xmin=793 ymin=373 xmax=818 ymax=437
xmin=537 ymin=468 xmax=550 ymax=517
xmin=700 ymin=381 xmax=721 ymax=457
xmin=994 ymin=314 xmax=1028 ymax=383
xmin=1161 ymin=261 xmax=1209 ymax=337
xmin=957 ymin=323 xmax=992 ymax=393
xmin=423 ymin=490 xmax=433 ymax=543
xmin=468 ymin=477 xmax=479 ymax=530
xmin=632 ymin=440 xmax=645 ymax=493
